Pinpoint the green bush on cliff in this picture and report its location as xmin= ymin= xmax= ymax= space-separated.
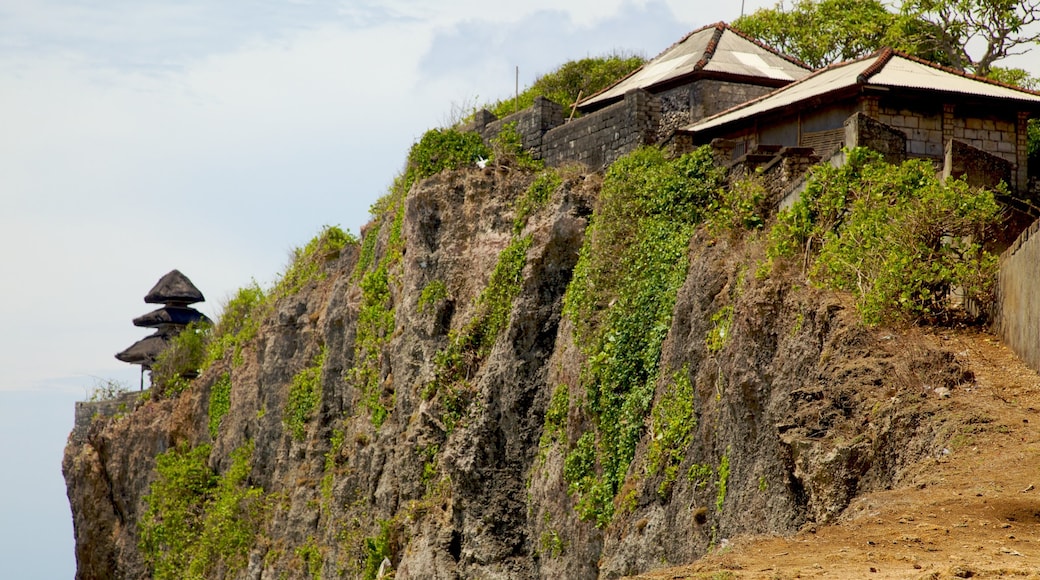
xmin=152 ymin=321 xmax=212 ymax=395
xmin=561 ymin=146 xmax=724 ymax=526
xmin=769 ymin=148 xmax=1001 ymax=324
xmin=207 ymin=372 xmax=232 ymax=439
xmin=285 ymin=348 xmax=326 ymax=441
xmin=274 ymin=225 xmax=355 ymax=298
xmin=207 ymin=282 xmax=267 ymax=367
xmin=349 ymin=189 xmax=406 ymax=428
xmin=140 ymin=441 xmax=266 ymax=580
xmin=487 ymin=53 xmax=645 ymax=118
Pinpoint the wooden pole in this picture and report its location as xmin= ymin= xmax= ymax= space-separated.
xmin=515 ymin=65 xmax=519 ymax=115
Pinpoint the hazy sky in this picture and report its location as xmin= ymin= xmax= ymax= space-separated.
xmin=2 ymin=1 xmax=1038 ymax=578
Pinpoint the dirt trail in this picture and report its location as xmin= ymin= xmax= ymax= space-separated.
xmin=631 ymin=327 xmax=1040 ymax=580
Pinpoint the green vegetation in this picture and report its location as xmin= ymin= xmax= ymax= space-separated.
xmin=400 ymin=128 xmax=490 ymax=194
xmin=88 ymin=378 xmax=130 ymax=402
xmin=769 ymin=148 xmax=1001 ymax=324
xmin=514 ymin=169 xmax=561 ymax=235
xmin=151 ymin=322 xmax=212 ymax=395
xmin=274 ymin=225 xmax=355 ymax=298
xmin=208 ymin=372 xmax=232 ymax=439
xmin=362 ymin=519 xmax=397 ymax=580
xmin=489 ymin=122 xmax=543 ymax=171
xmin=486 ymin=54 xmax=645 ymax=118
xmin=426 ymin=233 xmax=532 ymax=431
xmin=140 ymin=442 xmax=265 ymax=580
xmin=705 ymin=306 xmax=735 ymax=354
xmin=646 ymin=369 xmax=696 ymax=497
xmin=295 ymin=536 xmax=324 ymax=579
xmin=708 ymin=176 xmax=770 ymax=234
xmin=735 ymin=0 xmax=1040 ymax=77
xmin=561 ymin=146 xmax=724 ymax=526
xmin=715 ymin=450 xmax=731 ymax=513
xmin=349 ymin=192 xmax=405 ymax=429
xmin=420 ymin=156 xmax=556 ymax=435
xmin=285 ymin=348 xmax=326 ymax=441
xmin=539 ymin=383 xmax=570 ymax=453
xmin=418 ymin=280 xmax=448 ymax=313
xmin=207 ymin=282 xmax=267 ymax=368
xmin=687 ymin=463 xmax=713 ymax=488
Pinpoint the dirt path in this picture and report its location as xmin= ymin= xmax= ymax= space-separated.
xmin=631 ymin=327 xmax=1040 ymax=580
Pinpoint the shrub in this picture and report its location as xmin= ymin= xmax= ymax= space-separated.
xmin=285 ymin=348 xmax=325 ymax=441
xmin=489 ymin=122 xmax=542 ymax=171
xmin=487 ymin=53 xmax=645 ymax=118
xmin=770 ymin=148 xmax=1002 ymax=324
xmin=275 ymin=225 xmax=355 ymax=298
xmin=206 ymin=282 xmax=267 ymax=367
xmin=402 ymin=128 xmax=490 ymax=193
xmin=152 ymin=321 xmax=213 ymax=396
xmin=88 ymin=378 xmax=130 ymax=401
xmin=646 ymin=368 xmax=696 ymax=497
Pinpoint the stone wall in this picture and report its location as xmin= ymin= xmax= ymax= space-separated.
xmin=71 ymin=390 xmax=146 ymax=444
xmin=996 ymin=219 xmax=1040 ymax=373
xmin=877 ymin=105 xmax=945 ymax=158
xmin=469 ymin=90 xmax=661 ymax=171
xmin=943 ymin=139 xmax=1012 ymax=190
xmin=845 ymin=112 xmax=907 ymax=164
xmin=541 ymin=89 xmax=660 ymax=170
xmin=655 ymin=80 xmax=776 ymax=141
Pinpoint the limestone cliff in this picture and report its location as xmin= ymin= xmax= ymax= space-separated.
xmin=64 ymin=160 xmax=969 ymax=580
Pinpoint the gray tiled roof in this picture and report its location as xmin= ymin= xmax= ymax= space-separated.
xmin=578 ymin=22 xmax=811 ymax=109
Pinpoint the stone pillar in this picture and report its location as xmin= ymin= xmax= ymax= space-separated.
xmin=1017 ymin=111 xmax=1030 ymax=194
xmin=860 ymin=95 xmax=880 ymax=118
xmin=942 ymin=104 xmax=956 ymax=148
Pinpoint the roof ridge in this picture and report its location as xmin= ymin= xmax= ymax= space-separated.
xmin=693 ymin=23 xmax=726 ymax=71
xmin=856 ymin=47 xmax=894 ymax=83
xmin=725 ymin=22 xmax=813 ymax=71
xmin=577 ymin=23 xmax=724 ymax=107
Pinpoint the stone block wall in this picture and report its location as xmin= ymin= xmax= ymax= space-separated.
xmin=845 ymin=112 xmax=907 ymax=164
xmin=943 ymin=139 xmax=1012 ymax=190
xmin=877 ymin=106 xmax=945 ymax=158
xmin=71 ymin=390 xmax=146 ymax=444
xmin=470 ymin=97 xmax=566 ymax=159
xmin=468 ymin=90 xmax=659 ymax=170
xmin=541 ymin=89 xmax=661 ymax=170
xmin=995 ymin=218 xmax=1040 ymax=373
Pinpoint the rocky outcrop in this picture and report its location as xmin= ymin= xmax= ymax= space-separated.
xmin=65 ymin=163 xmax=969 ymax=580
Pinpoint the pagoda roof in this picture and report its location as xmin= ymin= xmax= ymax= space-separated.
xmin=133 ymin=305 xmax=210 ymax=328
xmin=144 ymin=270 xmax=205 ymax=305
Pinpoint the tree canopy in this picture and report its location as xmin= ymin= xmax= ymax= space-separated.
xmin=733 ymin=0 xmax=895 ymax=69
xmin=734 ymin=0 xmax=1040 ymax=79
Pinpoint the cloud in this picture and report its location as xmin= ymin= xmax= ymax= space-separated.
xmin=418 ymin=1 xmax=690 ymax=105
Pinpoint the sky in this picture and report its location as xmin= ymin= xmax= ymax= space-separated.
xmin=1 ymin=1 xmax=1038 ymax=578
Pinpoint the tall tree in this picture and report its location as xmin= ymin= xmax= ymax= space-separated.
xmin=896 ymin=0 xmax=1040 ymax=76
xmin=735 ymin=0 xmax=1040 ymax=78
xmin=733 ymin=0 xmax=896 ymax=69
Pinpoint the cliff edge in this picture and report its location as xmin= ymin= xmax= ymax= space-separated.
xmin=64 ymin=155 xmax=1011 ymax=579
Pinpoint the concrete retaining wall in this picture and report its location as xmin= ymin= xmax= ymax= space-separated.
xmin=996 ymin=219 xmax=1040 ymax=373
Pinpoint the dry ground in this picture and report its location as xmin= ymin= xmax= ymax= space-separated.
xmin=630 ymin=326 xmax=1040 ymax=580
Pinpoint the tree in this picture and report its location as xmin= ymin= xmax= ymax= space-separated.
xmin=897 ymin=0 xmax=1040 ymax=77
xmin=733 ymin=0 xmax=896 ymax=69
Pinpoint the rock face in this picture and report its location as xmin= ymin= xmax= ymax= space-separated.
xmin=64 ymin=165 xmax=968 ymax=580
